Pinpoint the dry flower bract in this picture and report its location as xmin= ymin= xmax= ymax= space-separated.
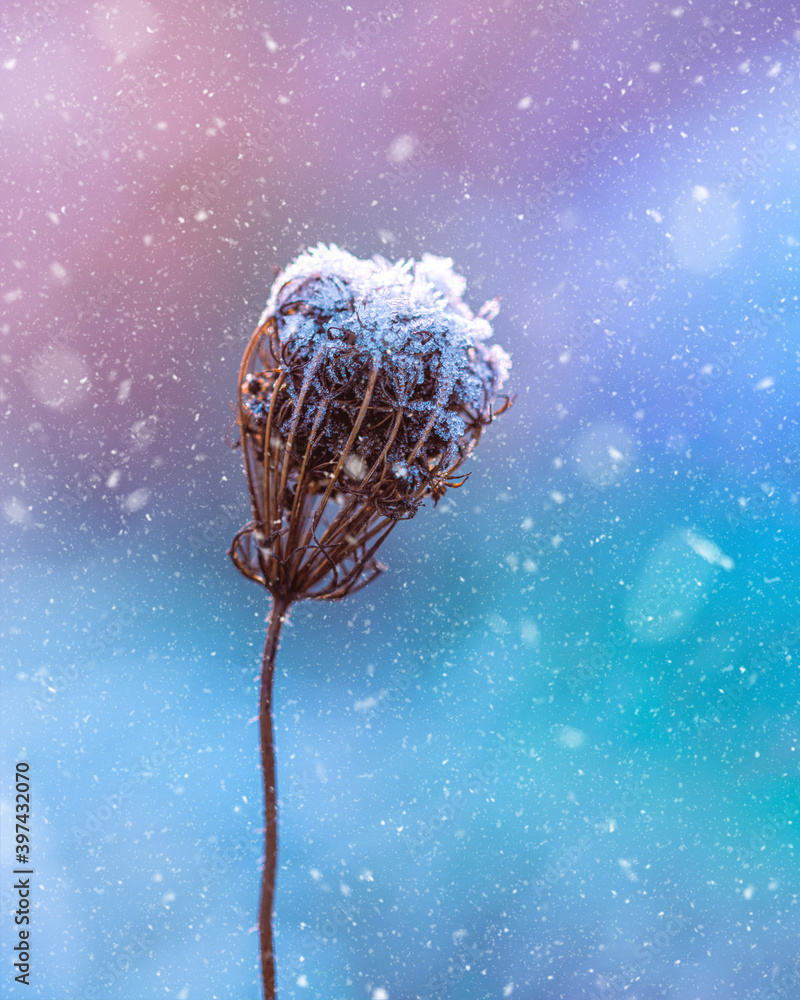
xmin=230 ymin=243 xmax=512 ymax=602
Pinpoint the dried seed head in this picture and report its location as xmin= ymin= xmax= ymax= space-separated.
xmin=230 ymin=243 xmax=511 ymax=601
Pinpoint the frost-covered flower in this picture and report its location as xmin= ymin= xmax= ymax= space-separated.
xmin=229 ymin=245 xmax=511 ymax=998
xmin=230 ymin=243 xmax=511 ymax=601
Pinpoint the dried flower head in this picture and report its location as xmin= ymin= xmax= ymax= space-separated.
xmin=230 ymin=243 xmax=511 ymax=602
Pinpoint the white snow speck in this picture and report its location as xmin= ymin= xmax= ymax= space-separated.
xmin=121 ymin=488 xmax=151 ymax=514
xmin=387 ymin=134 xmax=415 ymax=163
xmin=117 ymin=378 xmax=132 ymax=403
xmin=4 ymin=497 xmax=31 ymax=527
xmin=558 ymin=726 xmax=587 ymax=749
xmin=754 ymin=376 xmax=774 ymax=391
xmin=520 ymin=620 xmax=539 ymax=646
xmin=29 ymin=347 xmax=90 ymax=410
xmin=684 ymin=530 xmax=734 ymax=571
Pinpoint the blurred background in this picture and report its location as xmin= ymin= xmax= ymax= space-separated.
xmin=1 ymin=1 xmax=799 ymax=997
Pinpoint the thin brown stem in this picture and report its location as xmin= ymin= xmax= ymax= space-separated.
xmin=299 ymin=507 xmax=387 ymax=595
xmin=301 ymin=406 xmax=403 ymax=572
xmin=259 ymin=592 xmax=291 ymax=999
xmin=302 ymin=365 xmax=380 ymax=548
xmin=286 ymin=401 xmax=328 ymax=557
xmin=263 ymin=371 xmax=286 ymax=560
xmin=237 ymin=331 xmax=267 ymax=531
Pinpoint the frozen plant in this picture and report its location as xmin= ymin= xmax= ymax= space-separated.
xmin=228 ymin=242 xmax=511 ymax=998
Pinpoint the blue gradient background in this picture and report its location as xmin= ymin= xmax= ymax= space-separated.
xmin=1 ymin=1 xmax=799 ymax=998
